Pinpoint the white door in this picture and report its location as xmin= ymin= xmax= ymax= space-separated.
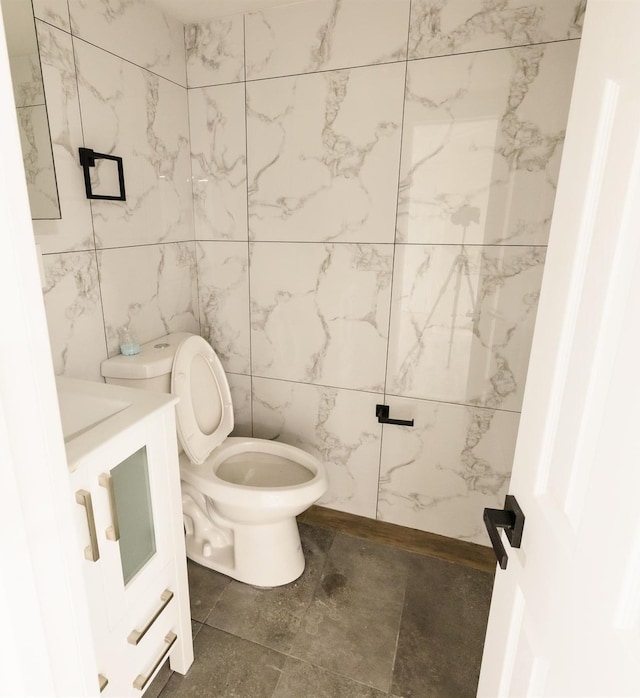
xmin=0 ymin=4 xmax=96 ymax=694
xmin=478 ymin=1 xmax=640 ymax=695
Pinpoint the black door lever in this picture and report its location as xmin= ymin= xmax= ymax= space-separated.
xmin=483 ymin=495 xmax=525 ymax=570
xmin=375 ymin=404 xmax=414 ymax=427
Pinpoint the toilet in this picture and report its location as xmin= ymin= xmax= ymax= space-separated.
xmin=101 ymin=332 xmax=328 ymax=587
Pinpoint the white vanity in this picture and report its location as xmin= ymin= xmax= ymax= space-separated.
xmin=57 ymin=376 xmax=193 ymax=696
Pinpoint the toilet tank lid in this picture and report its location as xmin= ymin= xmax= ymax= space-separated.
xmin=101 ymin=332 xmax=195 ymax=380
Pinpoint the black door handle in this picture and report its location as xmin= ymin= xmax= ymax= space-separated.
xmin=375 ymin=404 xmax=414 ymax=427
xmin=483 ymin=495 xmax=525 ymax=570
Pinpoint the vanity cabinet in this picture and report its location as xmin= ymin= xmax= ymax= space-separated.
xmin=61 ymin=377 xmax=193 ymax=696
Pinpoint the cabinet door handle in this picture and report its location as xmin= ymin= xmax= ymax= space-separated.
xmin=98 ymin=472 xmax=120 ymax=542
xmin=75 ymin=489 xmax=100 ymax=562
xmin=133 ymin=632 xmax=177 ymax=691
xmin=127 ymin=589 xmax=174 ymax=645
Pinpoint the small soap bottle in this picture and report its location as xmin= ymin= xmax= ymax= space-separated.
xmin=119 ymin=325 xmax=140 ymax=356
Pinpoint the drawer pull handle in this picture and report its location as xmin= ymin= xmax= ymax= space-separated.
xmin=98 ymin=472 xmax=120 ymax=541
xmin=75 ymin=489 xmax=99 ymax=562
xmin=98 ymin=674 xmax=108 ymax=693
xmin=127 ymin=589 xmax=174 ymax=645
xmin=133 ymin=632 xmax=177 ymax=691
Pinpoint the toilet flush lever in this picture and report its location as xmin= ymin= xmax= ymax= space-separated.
xmin=375 ymin=404 xmax=414 ymax=427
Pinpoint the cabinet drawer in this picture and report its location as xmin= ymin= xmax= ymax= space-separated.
xmin=99 ymin=582 xmax=179 ymax=696
xmin=125 ymin=589 xmax=179 ymax=695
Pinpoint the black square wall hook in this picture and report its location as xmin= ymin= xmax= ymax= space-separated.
xmin=79 ymin=147 xmax=126 ymax=201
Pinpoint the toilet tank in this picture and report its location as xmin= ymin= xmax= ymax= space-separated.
xmin=101 ymin=332 xmax=194 ymax=393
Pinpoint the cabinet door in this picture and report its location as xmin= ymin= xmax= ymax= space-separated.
xmin=70 ymin=465 xmax=118 ymax=696
xmin=89 ymin=419 xmax=176 ymax=630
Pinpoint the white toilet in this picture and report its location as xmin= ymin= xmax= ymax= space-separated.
xmin=101 ymin=332 xmax=328 ymax=587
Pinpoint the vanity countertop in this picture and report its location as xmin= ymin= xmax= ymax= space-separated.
xmin=56 ymin=376 xmax=178 ymax=472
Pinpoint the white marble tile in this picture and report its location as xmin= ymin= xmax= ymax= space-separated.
xmin=33 ymin=0 xmax=71 ymax=32
xmin=98 ymin=242 xmax=199 ymax=357
xmin=409 ymin=0 xmax=585 ymax=60
xmin=197 ymin=241 xmax=250 ymax=375
xmin=41 ymin=251 xmax=107 ymax=381
xmin=33 ymin=22 xmax=93 ymax=252
xmin=74 ymin=39 xmax=193 ymax=249
xmin=189 ymin=84 xmax=248 ymax=241
xmin=247 ymin=62 xmax=405 ymax=243
xmin=9 ymin=52 xmax=44 ymax=108
xmin=185 ymin=16 xmax=244 ymax=87
xmin=377 ymin=396 xmax=520 ymax=544
xmin=252 ymin=377 xmax=382 ymax=518
xmin=397 ymin=41 xmax=579 ymax=246
xmin=387 ymin=244 xmax=545 ymax=411
xmin=227 ymin=372 xmax=252 ymax=438
xmin=68 ymin=0 xmax=186 ymax=86
xmin=17 ymin=105 xmax=60 ymax=219
xmin=250 ymin=242 xmax=392 ymax=392
xmin=245 ymin=0 xmax=410 ymax=80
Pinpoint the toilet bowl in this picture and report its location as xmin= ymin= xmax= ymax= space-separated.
xmin=101 ymin=332 xmax=328 ymax=587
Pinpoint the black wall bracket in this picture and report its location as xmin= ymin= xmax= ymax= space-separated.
xmin=375 ymin=404 xmax=414 ymax=427
xmin=483 ymin=495 xmax=525 ymax=570
xmin=79 ymin=147 xmax=126 ymax=201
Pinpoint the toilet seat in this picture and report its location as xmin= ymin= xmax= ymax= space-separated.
xmin=179 ymin=437 xmax=327 ymax=517
xmin=172 ymin=335 xmax=234 ymax=465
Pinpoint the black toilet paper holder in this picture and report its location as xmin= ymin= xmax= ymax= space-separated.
xmin=375 ymin=404 xmax=414 ymax=427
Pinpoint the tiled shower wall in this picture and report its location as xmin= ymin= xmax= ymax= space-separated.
xmin=33 ymin=0 xmax=198 ymax=382
xmin=33 ymin=0 xmax=583 ymax=546
xmin=187 ymin=0 xmax=583 ymax=544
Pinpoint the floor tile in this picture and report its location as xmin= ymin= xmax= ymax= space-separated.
xmin=272 ymin=656 xmax=387 ymax=698
xmin=187 ymin=558 xmax=231 ymax=623
xmin=391 ymin=554 xmax=494 ymax=698
xmin=159 ymin=523 xmax=494 ymax=698
xmin=290 ymin=533 xmax=411 ymax=692
xmin=206 ymin=523 xmax=334 ymax=652
xmin=159 ymin=625 xmax=286 ymax=697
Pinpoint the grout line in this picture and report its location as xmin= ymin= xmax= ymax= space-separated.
xmin=85 ymin=239 xmax=200 ymax=253
xmin=388 ymin=573 xmax=408 ymax=695
xmin=42 ymin=239 xmax=550 ymax=254
xmin=228 ymin=37 xmax=582 ymax=87
xmin=251 ymin=373 xmax=523 ymax=415
xmin=68 ymin=33 xmax=187 ymax=89
xmin=33 ymin=22 xmax=62 ymax=217
xmin=245 ymin=56 xmax=407 ymax=84
xmin=186 ymin=78 xmax=246 ymax=90
xmin=69 ymin=29 xmax=110 ymax=363
xmin=376 ymin=34 xmax=412 ymax=520
xmin=242 ymin=13 xmax=255 ymax=438
xmin=220 ymin=239 xmax=549 ymax=247
xmin=406 ymin=35 xmax=582 ymax=64
xmin=185 ymin=77 xmax=202 ymax=338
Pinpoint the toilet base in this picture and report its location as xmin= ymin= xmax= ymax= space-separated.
xmin=182 ymin=488 xmax=305 ymax=587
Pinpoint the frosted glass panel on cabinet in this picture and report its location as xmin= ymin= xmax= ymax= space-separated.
xmin=112 ymin=447 xmax=156 ymax=585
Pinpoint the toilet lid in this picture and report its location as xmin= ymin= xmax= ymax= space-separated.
xmin=172 ymin=335 xmax=234 ymax=465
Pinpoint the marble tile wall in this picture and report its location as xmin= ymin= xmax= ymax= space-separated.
xmin=32 ymin=0 xmax=197 ymax=381
xmin=26 ymin=0 xmax=583 ymax=546
xmin=188 ymin=0 xmax=583 ymax=543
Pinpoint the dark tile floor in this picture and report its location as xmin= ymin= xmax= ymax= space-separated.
xmin=148 ymin=523 xmax=494 ymax=698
